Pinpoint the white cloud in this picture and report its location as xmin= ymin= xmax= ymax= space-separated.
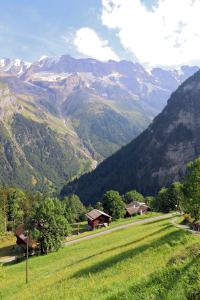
xmin=101 ymin=0 xmax=200 ymax=66
xmin=74 ymin=27 xmax=119 ymax=61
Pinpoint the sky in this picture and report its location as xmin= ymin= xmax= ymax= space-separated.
xmin=0 ymin=0 xmax=200 ymax=67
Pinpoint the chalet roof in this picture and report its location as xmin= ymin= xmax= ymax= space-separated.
xmin=125 ymin=202 xmax=149 ymax=216
xmin=126 ymin=206 xmax=140 ymax=215
xmin=15 ymin=224 xmax=27 ymax=243
xmin=15 ymin=224 xmax=37 ymax=248
xmin=126 ymin=201 xmax=146 ymax=208
xmin=85 ymin=209 xmax=111 ymax=221
xmin=140 ymin=204 xmax=149 ymax=209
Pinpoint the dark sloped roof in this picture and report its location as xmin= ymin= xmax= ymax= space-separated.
xmin=15 ymin=224 xmax=27 ymax=243
xmin=85 ymin=209 xmax=111 ymax=221
xmin=126 ymin=201 xmax=146 ymax=208
xmin=125 ymin=202 xmax=149 ymax=216
xmin=15 ymin=224 xmax=37 ymax=248
xmin=140 ymin=204 xmax=149 ymax=210
xmin=126 ymin=206 xmax=140 ymax=215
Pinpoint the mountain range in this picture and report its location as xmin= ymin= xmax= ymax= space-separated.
xmin=61 ymin=70 xmax=200 ymax=204
xmin=0 ymin=55 xmax=198 ymax=191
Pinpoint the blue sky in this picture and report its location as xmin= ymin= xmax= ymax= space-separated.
xmin=0 ymin=0 xmax=199 ymax=67
xmin=0 ymin=0 xmax=101 ymax=60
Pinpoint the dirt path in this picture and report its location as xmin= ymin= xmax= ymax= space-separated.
xmin=64 ymin=213 xmax=173 ymax=246
xmin=171 ymin=217 xmax=200 ymax=236
xmin=0 ymin=256 xmax=16 ymax=263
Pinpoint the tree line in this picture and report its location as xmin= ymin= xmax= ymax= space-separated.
xmin=0 ymin=156 xmax=200 ymax=254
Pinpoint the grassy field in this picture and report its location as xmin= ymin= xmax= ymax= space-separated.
xmin=69 ymin=212 xmax=162 ymax=241
xmin=0 ymin=213 xmax=162 ymax=260
xmin=0 ymin=217 xmax=199 ymax=300
xmin=0 ymin=233 xmax=16 ymax=259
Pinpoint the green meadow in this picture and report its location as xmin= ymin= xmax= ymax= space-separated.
xmin=69 ymin=212 xmax=161 ymax=240
xmin=0 ymin=217 xmax=199 ymax=300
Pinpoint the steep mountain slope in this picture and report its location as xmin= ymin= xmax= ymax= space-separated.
xmin=0 ymin=79 xmax=93 ymax=190
xmin=61 ymin=70 xmax=200 ymax=204
xmin=21 ymin=56 xmax=198 ymax=161
xmin=28 ymin=71 xmax=151 ymax=161
xmin=0 ymin=55 xmax=198 ymax=191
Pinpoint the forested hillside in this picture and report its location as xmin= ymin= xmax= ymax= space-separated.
xmin=62 ymin=70 xmax=200 ymax=203
xmin=0 ymin=56 xmax=198 ymax=190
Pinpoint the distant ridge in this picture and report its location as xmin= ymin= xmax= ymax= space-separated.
xmin=0 ymin=54 xmax=198 ymax=190
xmin=61 ymin=70 xmax=200 ymax=204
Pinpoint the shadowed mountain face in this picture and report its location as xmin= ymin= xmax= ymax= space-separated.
xmin=61 ymin=71 xmax=200 ymax=204
xmin=0 ymin=55 xmax=198 ymax=191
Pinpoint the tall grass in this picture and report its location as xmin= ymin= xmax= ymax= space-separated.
xmin=0 ymin=233 xmax=16 ymax=258
xmin=0 ymin=218 xmax=199 ymax=300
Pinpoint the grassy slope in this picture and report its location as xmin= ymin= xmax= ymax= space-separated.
xmin=0 ymin=234 xmax=16 ymax=258
xmin=69 ymin=212 xmax=162 ymax=241
xmin=0 ymin=218 xmax=199 ymax=300
xmin=0 ymin=214 xmax=161 ymax=259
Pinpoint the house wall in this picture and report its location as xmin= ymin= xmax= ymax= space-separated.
xmin=88 ymin=215 xmax=110 ymax=229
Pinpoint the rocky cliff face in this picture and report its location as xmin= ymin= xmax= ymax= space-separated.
xmin=61 ymin=70 xmax=200 ymax=204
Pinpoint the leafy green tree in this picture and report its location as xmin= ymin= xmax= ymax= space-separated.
xmin=102 ymin=190 xmax=125 ymax=220
xmin=155 ymin=184 xmax=179 ymax=213
xmin=168 ymin=182 xmax=184 ymax=211
xmin=182 ymin=158 xmax=200 ymax=220
xmin=24 ymin=191 xmax=43 ymax=221
xmin=145 ymin=196 xmax=156 ymax=210
xmin=87 ymin=204 xmax=94 ymax=212
xmin=63 ymin=194 xmax=86 ymax=222
xmin=124 ymin=190 xmax=144 ymax=204
xmin=155 ymin=188 xmax=170 ymax=213
xmin=63 ymin=206 xmax=75 ymax=224
xmin=28 ymin=198 xmax=70 ymax=254
xmin=95 ymin=201 xmax=104 ymax=211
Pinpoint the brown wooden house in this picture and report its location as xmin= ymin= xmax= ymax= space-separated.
xmin=125 ymin=201 xmax=150 ymax=217
xmin=85 ymin=209 xmax=111 ymax=230
xmin=15 ymin=224 xmax=37 ymax=250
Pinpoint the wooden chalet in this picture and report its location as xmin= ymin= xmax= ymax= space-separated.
xmin=85 ymin=209 xmax=111 ymax=230
xmin=125 ymin=201 xmax=150 ymax=217
xmin=15 ymin=224 xmax=37 ymax=250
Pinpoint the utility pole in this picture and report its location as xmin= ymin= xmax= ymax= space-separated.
xmin=25 ymin=230 xmax=29 ymax=284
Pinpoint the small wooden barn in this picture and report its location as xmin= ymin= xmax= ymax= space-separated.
xmin=125 ymin=201 xmax=150 ymax=217
xmin=15 ymin=224 xmax=37 ymax=250
xmin=85 ymin=209 xmax=111 ymax=230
